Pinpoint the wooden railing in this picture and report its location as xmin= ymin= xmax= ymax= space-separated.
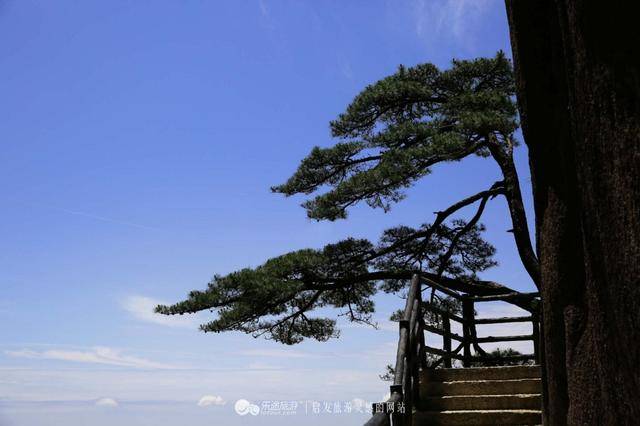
xmin=420 ymin=276 xmax=540 ymax=367
xmin=364 ymin=274 xmax=541 ymax=425
xmin=365 ymin=274 xmax=425 ymax=426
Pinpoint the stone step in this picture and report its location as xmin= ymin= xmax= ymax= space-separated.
xmin=414 ymin=409 xmax=542 ymax=425
xmin=422 ymin=378 xmax=541 ymax=396
xmin=422 ymin=365 xmax=541 ymax=382
xmin=421 ymin=394 xmax=541 ymax=411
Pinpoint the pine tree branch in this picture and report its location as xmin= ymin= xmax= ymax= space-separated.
xmin=303 ymin=140 xmax=489 ymax=220
xmin=435 ymin=194 xmax=491 ymax=277
xmin=308 ymin=270 xmax=537 ymax=312
xmin=365 ymin=183 xmax=504 ymax=265
xmin=276 ymin=153 xmax=383 ymax=195
xmin=252 ymin=290 xmax=325 ymax=340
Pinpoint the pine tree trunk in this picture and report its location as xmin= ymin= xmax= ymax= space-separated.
xmin=505 ymin=1 xmax=640 ymax=424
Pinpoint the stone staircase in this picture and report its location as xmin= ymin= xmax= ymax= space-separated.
xmin=414 ymin=365 xmax=542 ymax=425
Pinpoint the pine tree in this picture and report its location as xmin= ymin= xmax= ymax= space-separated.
xmin=156 ymin=53 xmax=539 ymax=345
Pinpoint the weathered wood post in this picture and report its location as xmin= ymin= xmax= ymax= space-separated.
xmin=400 ymin=319 xmax=413 ymax=426
xmin=418 ymin=317 xmax=427 ymax=369
xmin=532 ymin=310 xmax=541 ymax=364
xmin=462 ymin=299 xmax=474 ymax=367
xmin=411 ymin=298 xmax=422 ymax=409
xmin=389 ymin=383 xmax=404 ymax=426
xmin=442 ymin=312 xmax=452 ymax=368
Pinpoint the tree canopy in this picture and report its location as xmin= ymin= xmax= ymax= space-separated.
xmin=272 ymin=52 xmax=517 ymax=220
xmin=157 ymin=52 xmax=537 ymax=345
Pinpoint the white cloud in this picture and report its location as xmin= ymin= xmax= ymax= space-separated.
xmin=258 ymin=0 xmax=276 ymax=31
xmin=258 ymin=0 xmax=269 ymax=18
xmin=340 ymin=61 xmax=354 ymax=80
xmin=413 ymin=0 xmax=493 ymax=49
xmin=0 ymin=366 xmax=385 ymax=407
xmin=197 ymin=395 xmax=226 ymax=407
xmin=95 ymin=397 xmax=118 ymax=407
xmin=122 ymin=295 xmax=197 ymax=328
xmin=5 ymin=346 xmax=180 ymax=370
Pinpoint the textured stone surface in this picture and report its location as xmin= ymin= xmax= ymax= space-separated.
xmin=416 ymin=366 xmax=542 ymax=425
xmin=422 ymin=378 xmax=541 ymax=396
xmin=422 ymin=394 xmax=541 ymax=411
xmin=422 ymin=365 xmax=541 ymax=382
xmin=414 ymin=409 xmax=542 ymax=425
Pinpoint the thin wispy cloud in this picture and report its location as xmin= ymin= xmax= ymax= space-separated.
xmin=0 ymin=366 xmax=384 ymax=409
xmin=245 ymin=361 xmax=282 ymax=370
xmin=256 ymin=0 xmax=289 ymax=60
xmin=339 ymin=60 xmax=354 ymax=80
xmin=48 ymin=206 xmax=159 ymax=231
xmin=258 ymin=0 xmax=268 ymax=18
xmin=413 ymin=0 xmax=493 ymax=50
xmin=5 ymin=346 xmax=180 ymax=369
xmin=258 ymin=0 xmax=275 ymax=31
xmin=122 ymin=295 xmax=198 ymax=329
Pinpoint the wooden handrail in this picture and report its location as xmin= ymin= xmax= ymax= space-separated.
xmin=367 ymin=274 xmax=422 ymax=425
xmin=420 ymin=278 xmax=541 ymax=367
xmin=391 ymin=275 xmax=420 ymax=385
xmin=364 ymin=274 xmax=543 ymax=426
xmin=421 ymin=276 xmax=464 ymax=299
xmin=475 ymin=334 xmax=535 ymax=343
xmin=475 ymin=315 xmax=533 ymax=324
xmin=463 ymin=292 xmax=539 ymax=302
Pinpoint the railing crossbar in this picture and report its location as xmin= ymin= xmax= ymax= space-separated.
xmin=475 ymin=315 xmax=533 ymax=324
xmin=475 ymin=334 xmax=534 ymax=343
xmin=463 ymin=292 xmax=539 ymax=302
xmin=421 ymin=276 xmax=463 ymax=299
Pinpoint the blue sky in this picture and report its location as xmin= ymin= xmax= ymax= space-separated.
xmin=0 ymin=1 xmax=536 ymax=425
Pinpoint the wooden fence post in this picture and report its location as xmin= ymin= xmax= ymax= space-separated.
xmin=389 ymin=384 xmax=404 ymax=426
xmin=462 ymin=299 xmax=474 ymax=367
xmin=532 ymin=311 xmax=541 ymax=364
xmin=442 ymin=313 xmax=452 ymax=368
